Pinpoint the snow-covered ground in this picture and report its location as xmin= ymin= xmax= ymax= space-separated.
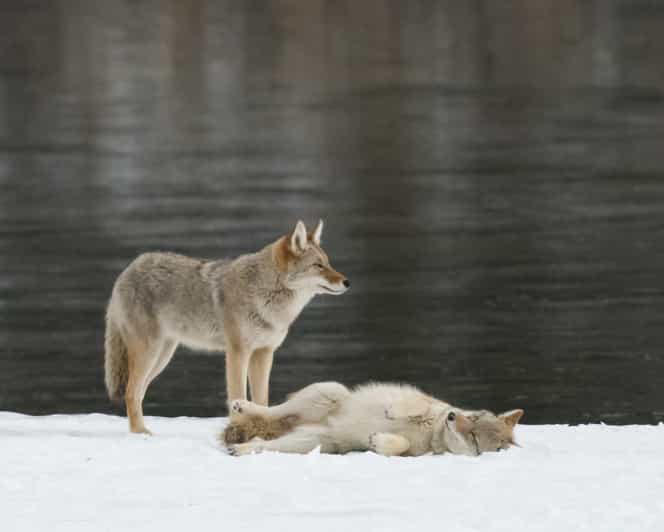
xmin=1 ymin=412 xmax=663 ymax=532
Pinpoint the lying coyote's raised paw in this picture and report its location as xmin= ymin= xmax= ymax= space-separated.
xmin=230 ymin=399 xmax=248 ymax=416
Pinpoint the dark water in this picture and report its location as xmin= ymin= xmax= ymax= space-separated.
xmin=1 ymin=1 xmax=664 ymax=424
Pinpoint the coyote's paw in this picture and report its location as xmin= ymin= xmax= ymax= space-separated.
xmin=226 ymin=444 xmax=241 ymax=456
xmin=227 ymin=439 xmax=264 ymax=457
xmin=368 ymin=432 xmax=410 ymax=456
xmin=230 ymin=399 xmax=250 ymax=416
xmin=130 ymin=426 xmax=153 ymax=436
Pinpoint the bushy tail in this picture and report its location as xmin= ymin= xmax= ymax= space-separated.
xmin=104 ymin=317 xmax=128 ymax=401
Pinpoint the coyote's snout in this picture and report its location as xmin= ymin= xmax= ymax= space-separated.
xmin=104 ymin=219 xmax=348 ymax=434
xmin=224 ymin=382 xmax=524 ymax=457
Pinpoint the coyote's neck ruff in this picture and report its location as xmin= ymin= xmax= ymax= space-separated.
xmin=104 ymin=219 xmax=349 ymax=434
xmin=224 ymin=382 xmax=524 ymax=457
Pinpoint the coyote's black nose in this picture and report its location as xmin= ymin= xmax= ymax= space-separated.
xmin=343 ymin=279 xmax=350 ymax=288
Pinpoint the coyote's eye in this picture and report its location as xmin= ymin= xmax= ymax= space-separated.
xmin=447 ymin=412 xmax=456 ymax=422
xmin=313 ymin=263 xmax=324 ymax=269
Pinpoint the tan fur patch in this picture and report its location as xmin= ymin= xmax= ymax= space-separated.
xmin=222 ymin=414 xmax=299 ymax=445
xmin=455 ymin=413 xmax=474 ymax=434
xmin=273 ymin=236 xmax=295 ymax=272
xmin=322 ymin=267 xmax=346 ymax=284
xmin=307 ymin=241 xmax=329 ymax=261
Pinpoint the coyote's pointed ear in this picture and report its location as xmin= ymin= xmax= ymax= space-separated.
xmin=499 ymin=409 xmax=524 ymax=427
xmin=311 ymin=219 xmax=324 ymax=245
xmin=290 ymin=220 xmax=308 ymax=254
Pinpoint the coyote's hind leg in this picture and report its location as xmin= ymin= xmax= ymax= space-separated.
xmin=231 ymin=381 xmax=349 ymax=423
xmin=225 ymin=381 xmax=349 ymax=446
xmin=125 ymin=336 xmax=164 ymax=435
xmin=228 ymin=425 xmax=329 ymax=456
xmin=145 ymin=338 xmax=178 ymax=389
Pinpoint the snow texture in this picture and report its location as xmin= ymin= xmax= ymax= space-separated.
xmin=1 ymin=412 xmax=663 ymax=532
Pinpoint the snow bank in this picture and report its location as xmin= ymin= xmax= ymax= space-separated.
xmin=1 ymin=412 xmax=663 ymax=532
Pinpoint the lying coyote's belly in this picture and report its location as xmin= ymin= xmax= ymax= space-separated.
xmin=224 ymin=382 xmax=524 ymax=457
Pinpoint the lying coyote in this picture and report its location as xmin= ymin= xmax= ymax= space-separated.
xmin=104 ymin=220 xmax=349 ymax=434
xmin=224 ymin=382 xmax=523 ymax=457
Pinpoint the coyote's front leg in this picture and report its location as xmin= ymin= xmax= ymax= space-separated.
xmin=368 ymin=432 xmax=411 ymax=457
xmin=248 ymin=347 xmax=274 ymax=406
xmin=225 ymin=347 xmax=251 ymax=402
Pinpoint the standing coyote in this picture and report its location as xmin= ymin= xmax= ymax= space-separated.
xmin=104 ymin=220 xmax=349 ymax=434
xmin=224 ymin=382 xmax=523 ymax=457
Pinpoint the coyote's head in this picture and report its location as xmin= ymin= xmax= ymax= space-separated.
xmin=432 ymin=408 xmax=524 ymax=456
xmin=274 ymin=219 xmax=349 ymax=296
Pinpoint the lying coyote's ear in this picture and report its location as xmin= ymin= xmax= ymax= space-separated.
xmin=499 ymin=409 xmax=524 ymax=427
xmin=290 ymin=220 xmax=308 ymax=254
xmin=311 ymin=219 xmax=323 ymax=245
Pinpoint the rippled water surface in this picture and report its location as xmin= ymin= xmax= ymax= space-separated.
xmin=1 ymin=1 xmax=664 ymax=423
